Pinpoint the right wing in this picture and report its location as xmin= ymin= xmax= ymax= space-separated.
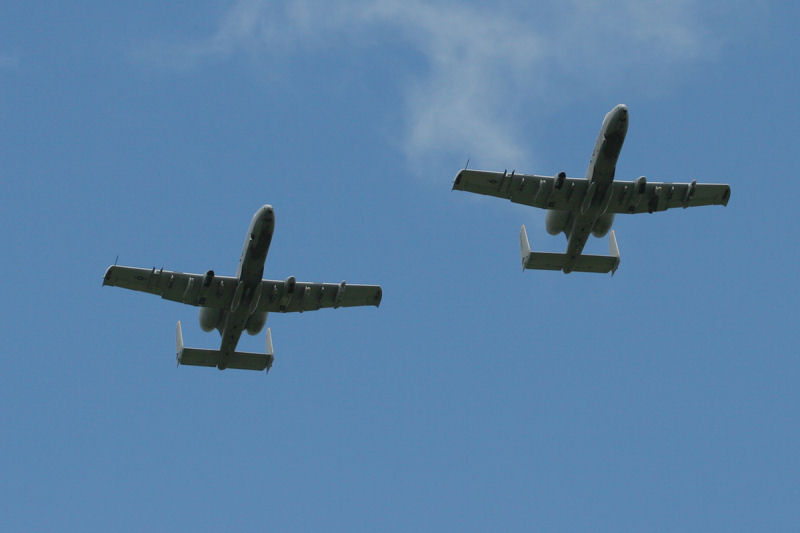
xmin=453 ymin=169 xmax=589 ymax=211
xmin=256 ymin=280 xmax=382 ymax=313
xmin=607 ymin=179 xmax=731 ymax=214
xmin=453 ymin=169 xmax=731 ymax=214
xmin=103 ymin=265 xmax=238 ymax=308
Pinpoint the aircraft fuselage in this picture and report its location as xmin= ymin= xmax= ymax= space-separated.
xmin=216 ymin=205 xmax=274 ymax=368
xmin=562 ymin=104 xmax=628 ymax=272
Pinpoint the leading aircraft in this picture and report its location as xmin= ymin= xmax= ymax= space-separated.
xmin=103 ymin=205 xmax=382 ymax=372
xmin=452 ymin=104 xmax=731 ymax=274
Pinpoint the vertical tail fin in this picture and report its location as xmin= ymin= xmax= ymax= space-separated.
xmin=520 ymin=225 xmax=532 ymax=271
xmin=176 ymin=321 xmax=184 ymax=366
xmin=265 ymin=328 xmax=274 ymax=372
xmin=608 ymin=230 xmax=621 ymax=276
xmin=175 ymin=321 xmax=273 ymax=371
xmin=519 ymin=226 xmax=620 ymax=274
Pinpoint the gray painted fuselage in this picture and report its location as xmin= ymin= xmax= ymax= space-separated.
xmin=216 ymin=205 xmax=274 ymax=368
xmin=562 ymin=104 xmax=628 ymax=272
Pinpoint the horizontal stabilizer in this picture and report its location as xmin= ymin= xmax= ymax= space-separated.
xmin=175 ymin=321 xmax=274 ymax=372
xmin=519 ymin=228 xmax=620 ymax=274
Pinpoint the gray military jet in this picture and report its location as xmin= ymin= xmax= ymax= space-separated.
xmin=452 ymin=105 xmax=731 ymax=274
xmin=103 ymin=205 xmax=382 ymax=371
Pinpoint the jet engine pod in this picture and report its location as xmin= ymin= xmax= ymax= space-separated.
xmin=545 ymin=209 xmax=570 ymax=236
xmin=591 ymin=213 xmax=615 ymax=237
xmin=245 ymin=311 xmax=267 ymax=335
xmin=202 ymin=270 xmax=214 ymax=288
xmin=198 ymin=306 xmax=223 ymax=332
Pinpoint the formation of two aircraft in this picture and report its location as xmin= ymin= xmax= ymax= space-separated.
xmin=104 ymin=105 xmax=731 ymax=372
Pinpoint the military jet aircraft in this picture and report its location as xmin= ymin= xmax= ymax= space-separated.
xmin=103 ymin=205 xmax=382 ymax=371
xmin=452 ymin=104 xmax=731 ymax=274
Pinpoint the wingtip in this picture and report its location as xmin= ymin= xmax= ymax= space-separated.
xmin=452 ymin=169 xmax=464 ymax=190
xmin=722 ymin=185 xmax=731 ymax=206
xmin=102 ymin=265 xmax=114 ymax=286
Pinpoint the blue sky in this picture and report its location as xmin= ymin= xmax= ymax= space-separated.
xmin=1 ymin=1 xmax=798 ymax=531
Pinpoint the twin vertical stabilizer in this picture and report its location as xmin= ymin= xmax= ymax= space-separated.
xmin=176 ymin=321 xmax=275 ymax=372
xmin=519 ymin=226 xmax=620 ymax=275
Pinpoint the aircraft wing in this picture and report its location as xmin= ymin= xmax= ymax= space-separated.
xmin=607 ymin=179 xmax=731 ymax=214
xmin=256 ymin=280 xmax=382 ymax=313
xmin=453 ymin=169 xmax=731 ymax=214
xmin=103 ymin=265 xmax=238 ymax=308
xmin=453 ymin=169 xmax=590 ymax=211
xmin=103 ymin=266 xmax=381 ymax=312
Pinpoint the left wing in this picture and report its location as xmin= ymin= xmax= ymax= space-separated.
xmin=453 ymin=169 xmax=589 ymax=211
xmin=255 ymin=280 xmax=382 ymax=313
xmin=103 ymin=265 xmax=238 ymax=308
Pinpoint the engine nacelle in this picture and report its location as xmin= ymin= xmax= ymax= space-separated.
xmin=245 ymin=312 xmax=268 ymax=335
xmin=198 ymin=306 xmax=223 ymax=332
xmin=545 ymin=209 xmax=570 ymax=236
xmin=202 ymin=270 xmax=214 ymax=288
xmin=591 ymin=213 xmax=615 ymax=237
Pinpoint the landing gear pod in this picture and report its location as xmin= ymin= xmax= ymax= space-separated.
xmin=333 ymin=281 xmax=346 ymax=308
xmin=554 ymin=171 xmax=567 ymax=190
xmin=634 ymin=176 xmax=647 ymax=194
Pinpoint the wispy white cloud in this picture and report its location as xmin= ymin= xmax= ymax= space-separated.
xmin=134 ymin=0 xmax=722 ymax=173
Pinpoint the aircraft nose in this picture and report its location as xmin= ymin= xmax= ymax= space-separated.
xmin=611 ymin=104 xmax=628 ymax=134
xmin=259 ymin=205 xmax=274 ymax=221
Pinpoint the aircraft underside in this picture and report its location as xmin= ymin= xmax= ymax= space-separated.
xmin=103 ymin=204 xmax=382 ymax=372
xmin=452 ymin=104 xmax=731 ymax=274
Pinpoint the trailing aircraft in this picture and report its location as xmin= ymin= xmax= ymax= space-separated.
xmin=103 ymin=205 xmax=382 ymax=371
xmin=452 ymin=104 xmax=731 ymax=274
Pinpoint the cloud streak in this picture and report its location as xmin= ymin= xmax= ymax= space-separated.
xmin=135 ymin=0 xmax=721 ymax=172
